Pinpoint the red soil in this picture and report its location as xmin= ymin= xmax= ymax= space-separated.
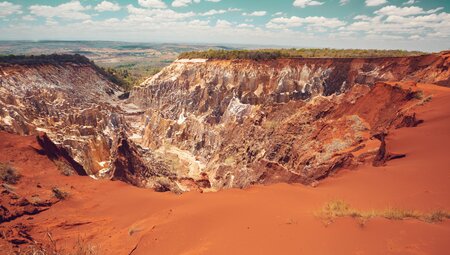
xmin=1 ymin=83 xmax=449 ymax=254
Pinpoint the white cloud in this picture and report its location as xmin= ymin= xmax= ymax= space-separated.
xmin=375 ymin=5 xmax=422 ymax=16
xmin=138 ymin=0 xmax=167 ymax=9
xmin=172 ymin=0 xmax=200 ymax=8
xmin=188 ymin=19 xmax=209 ymax=26
xmin=29 ymin=1 xmax=90 ymax=20
xmin=339 ymin=0 xmax=350 ymax=6
xmin=216 ymin=19 xmax=232 ymax=28
xmin=205 ymin=0 xmax=221 ymax=2
xmin=2 ymin=14 xmax=449 ymax=52
xmin=0 ymin=1 xmax=22 ymax=17
xmin=365 ymin=0 xmax=387 ymax=7
xmin=273 ymin=12 xmax=283 ymax=16
xmin=45 ymin=19 xmax=58 ymax=26
xmin=344 ymin=11 xmax=450 ymax=39
xmin=293 ymin=0 xmax=324 ymax=8
xmin=243 ymin=11 xmax=267 ymax=17
xmin=22 ymin=15 xmax=35 ymax=21
xmin=127 ymin=5 xmax=195 ymax=21
xmin=267 ymin=16 xmax=346 ymax=29
xmin=200 ymin=8 xmax=240 ymax=16
xmin=403 ymin=0 xmax=417 ymax=5
xmin=354 ymin=15 xmax=371 ymax=21
xmin=237 ymin=23 xmax=254 ymax=28
xmin=95 ymin=1 xmax=120 ymax=12
xmin=375 ymin=5 xmax=442 ymax=17
xmin=0 ymin=0 xmax=448 ymax=52
xmin=201 ymin=9 xmax=226 ymax=16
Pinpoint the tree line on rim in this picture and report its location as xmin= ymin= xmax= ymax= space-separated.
xmin=178 ymin=48 xmax=425 ymax=60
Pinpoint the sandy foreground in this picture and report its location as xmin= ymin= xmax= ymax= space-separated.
xmin=1 ymin=82 xmax=449 ymax=255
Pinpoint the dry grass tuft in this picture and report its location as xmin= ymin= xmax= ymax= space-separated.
xmin=0 ymin=162 xmax=21 ymax=184
xmin=317 ymin=200 xmax=450 ymax=225
xmin=52 ymin=187 xmax=69 ymax=200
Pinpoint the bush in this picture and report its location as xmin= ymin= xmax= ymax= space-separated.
xmin=52 ymin=187 xmax=69 ymax=200
xmin=0 ymin=54 xmax=91 ymax=65
xmin=100 ymin=66 xmax=162 ymax=91
xmin=0 ymin=162 xmax=21 ymax=184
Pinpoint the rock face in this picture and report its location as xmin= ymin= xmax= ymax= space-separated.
xmin=129 ymin=52 xmax=450 ymax=190
xmin=1 ymin=52 xmax=449 ymax=192
xmin=0 ymin=55 xmax=169 ymax=187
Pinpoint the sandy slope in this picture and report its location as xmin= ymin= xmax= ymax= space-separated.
xmin=1 ymin=83 xmax=449 ymax=254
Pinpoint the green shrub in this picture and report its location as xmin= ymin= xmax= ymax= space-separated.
xmin=178 ymin=48 xmax=425 ymax=60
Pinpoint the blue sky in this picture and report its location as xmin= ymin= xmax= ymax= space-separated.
xmin=0 ymin=0 xmax=449 ymax=51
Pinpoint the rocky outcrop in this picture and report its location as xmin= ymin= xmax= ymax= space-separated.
xmin=0 ymin=55 xmax=134 ymax=178
xmin=1 ymin=52 xmax=449 ymax=192
xmin=372 ymin=133 xmax=406 ymax=167
xmin=128 ymin=52 xmax=450 ymax=190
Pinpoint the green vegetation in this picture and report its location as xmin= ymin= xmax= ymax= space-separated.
xmin=0 ymin=53 xmax=160 ymax=91
xmin=0 ymin=54 xmax=91 ymax=65
xmin=317 ymin=200 xmax=450 ymax=226
xmin=101 ymin=66 xmax=162 ymax=91
xmin=0 ymin=162 xmax=21 ymax=184
xmin=179 ymin=48 xmax=425 ymax=60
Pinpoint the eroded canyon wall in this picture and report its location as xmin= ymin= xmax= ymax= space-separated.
xmin=0 ymin=55 xmax=174 ymax=189
xmin=128 ymin=52 xmax=450 ymax=190
xmin=1 ymin=52 xmax=449 ymax=192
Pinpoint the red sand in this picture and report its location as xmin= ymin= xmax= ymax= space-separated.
xmin=1 ymin=83 xmax=449 ymax=254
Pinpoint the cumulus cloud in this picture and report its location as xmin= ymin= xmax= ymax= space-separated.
xmin=267 ymin=16 xmax=346 ymax=29
xmin=354 ymin=15 xmax=371 ymax=21
xmin=22 ymin=15 xmax=35 ymax=21
xmin=293 ymin=0 xmax=324 ymax=8
xmin=403 ymin=0 xmax=417 ymax=5
xmin=339 ymin=0 xmax=350 ymax=6
xmin=344 ymin=10 xmax=450 ymax=39
xmin=365 ymin=0 xmax=388 ymax=7
xmin=94 ymin=1 xmax=120 ymax=12
xmin=237 ymin=23 xmax=254 ymax=28
xmin=199 ymin=7 xmax=240 ymax=16
xmin=0 ymin=0 xmax=448 ymax=52
xmin=138 ymin=0 xmax=167 ymax=9
xmin=0 ymin=1 xmax=22 ymax=17
xmin=29 ymin=1 xmax=90 ymax=20
xmin=201 ymin=9 xmax=226 ymax=16
xmin=127 ymin=5 xmax=195 ymax=21
xmin=375 ymin=5 xmax=443 ymax=16
xmin=243 ymin=11 xmax=267 ymax=17
xmin=172 ymin=0 xmax=200 ymax=8
xmin=216 ymin=19 xmax=232 ymax=28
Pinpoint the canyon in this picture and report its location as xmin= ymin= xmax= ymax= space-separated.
xmin=1 ymin=53 xmax=449 ymax=192
xmin=0 ymin=52 xmax=450 ymax=254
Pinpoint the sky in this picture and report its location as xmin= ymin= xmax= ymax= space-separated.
xmin=0 ymin=0 xmax=449 ymax=52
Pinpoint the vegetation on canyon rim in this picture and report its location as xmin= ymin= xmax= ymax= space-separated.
xmin=0 ymin=54 xmax=144 ymax=91
xmin=178 ymin=48 xmax=425 ymax=60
